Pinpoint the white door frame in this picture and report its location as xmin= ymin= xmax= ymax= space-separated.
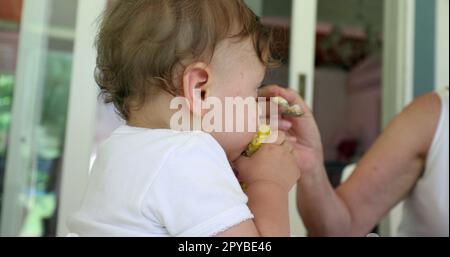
xmin=56 ymin=0 xmax=107 ymax=236
xmin=289 ymin=0 xmax=318 ymax=236
xmin=380 ymin=0 xmax=416 ymax=237
xmin=381 ymin=0 xmax=415 ymax=128
xmin=289 ymin=0 xmax=318 ymax=108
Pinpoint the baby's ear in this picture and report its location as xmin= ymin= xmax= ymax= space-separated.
xmin=182 ymin=62 xmax=210 ymax=114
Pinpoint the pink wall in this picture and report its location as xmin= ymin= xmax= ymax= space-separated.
xmin=313 ymin=54 xmax=381 ymax=161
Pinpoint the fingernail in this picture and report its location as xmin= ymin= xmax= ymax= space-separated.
xmin=279 ymin=120 xmax=293 ymax=129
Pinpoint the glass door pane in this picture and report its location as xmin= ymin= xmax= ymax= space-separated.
xmin=0 ymin=0 xmax=78 ymax=236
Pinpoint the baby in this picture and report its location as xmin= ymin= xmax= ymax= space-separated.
xmin=69 ymin=0 xmax=300 ymax=237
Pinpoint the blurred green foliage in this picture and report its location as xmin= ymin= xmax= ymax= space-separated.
xmin=38 ymin=51 xmax=72 ymax=160
xmin=0 ymin=74 xmax=14 ymax=156
xmin=0 ymin=51 xmax=72 ymax=159
xmin=0 ymin=51 xmax=73 ymax=237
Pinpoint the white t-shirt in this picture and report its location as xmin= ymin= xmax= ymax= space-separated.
xmin=68 ymin=126 xmax=253 ymax=237
xmin=398 ymin=88 xmax=449 ymax=236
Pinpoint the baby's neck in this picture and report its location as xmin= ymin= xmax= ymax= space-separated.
xmin=128 ymin=100 xmax=238 ymax=161
xmin=127 ymin=118 xmax=169 ymax=130
xmin=127 ymin=93 xmax=175 ymax=130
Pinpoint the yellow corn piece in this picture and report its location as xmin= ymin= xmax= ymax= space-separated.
xmin=272 ymin=96 xmax=304 ymax=117
xmin=284 ymin=104 xmax=304 ymax=117
xmin=243 ymin=124 xmax=272 ymax=157
xmin=240 ymin=125 xmax=271 ymax=193
xmin=271 ymin=96 xmax=290 ymax=109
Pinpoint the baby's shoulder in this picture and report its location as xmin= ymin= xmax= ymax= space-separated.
xmin=167 ymin=131 xmax=226 ymax=161
xmin=111 ymin=128 xmax=225 ymax=161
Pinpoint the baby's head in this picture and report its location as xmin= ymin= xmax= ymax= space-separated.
xmin=96 ymin=0 xmax=276 ymax=161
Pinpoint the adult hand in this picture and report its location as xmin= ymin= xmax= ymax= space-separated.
xmin=259 ymin=85 xmax=325 ymax=176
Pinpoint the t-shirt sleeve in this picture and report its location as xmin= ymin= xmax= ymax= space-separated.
xmin=142 ymin=133 xmax=254 ymax=237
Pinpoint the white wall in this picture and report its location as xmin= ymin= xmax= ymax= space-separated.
xmin=436 ymin=0 xmax=449 ymax=89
